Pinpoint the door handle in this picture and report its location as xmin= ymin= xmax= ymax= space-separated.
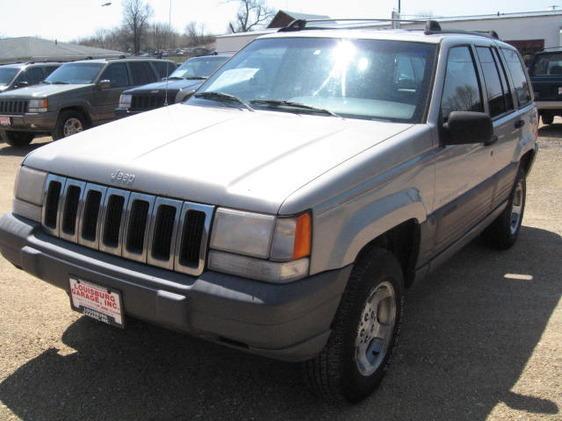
xmin=514 ymin=119 xmax=525 ymax=129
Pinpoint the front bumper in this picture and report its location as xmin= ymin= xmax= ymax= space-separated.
xmin=0 ymin=111 xmax=57 ymax=133
xmin=115 ymin=108 xmax=144 ymax=119
xmin=0 ymin=213 xmax=351 ymax=361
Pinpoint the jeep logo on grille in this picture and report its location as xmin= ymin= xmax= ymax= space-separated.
xmin=110 ymin=170 xmax=135 ymax=186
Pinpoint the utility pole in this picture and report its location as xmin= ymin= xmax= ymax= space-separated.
xmin=393 ymin=0 xmax=402 ymax=29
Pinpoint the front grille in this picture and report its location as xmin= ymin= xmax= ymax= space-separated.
xmin=41 ymin=175 xmax=213 ymax=276
xmin=130 ymin=94 xmax=167 ymax=111
xmin=0 ymin=100 xmax=28 ymax=114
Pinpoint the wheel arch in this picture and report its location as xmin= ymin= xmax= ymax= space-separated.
xmin=520 ymin=146 xmax=537 ymax=175
xmin=58 ymin=105 xmax=92 ymax=128
xmin=324 ymin=189 xmax=426 ymax=288
xmin=354 ymin=218 xmax=421 ymax=288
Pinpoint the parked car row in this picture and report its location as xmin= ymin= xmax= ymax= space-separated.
xmin=0 ymin=54 xmax=230 ymax=147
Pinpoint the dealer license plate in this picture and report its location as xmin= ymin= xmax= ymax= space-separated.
xmin=0 ymin=116 xmax=10 ymax=127
xmin=69 ymin=277 xmax=124 ymax=328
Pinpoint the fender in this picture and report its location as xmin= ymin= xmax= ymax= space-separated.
xmin=310 ymin=188 xmax=427 ymax=274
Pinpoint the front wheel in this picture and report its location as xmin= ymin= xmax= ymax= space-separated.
xmin=303 ymin=248 xmax=403 ymax=403
xmin=482 ymin=168 xmax=526 ymax=249
xmin=53 ymin=110 xmax=87 ymax=140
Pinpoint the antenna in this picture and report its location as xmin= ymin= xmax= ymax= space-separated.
xmin=164 ymin=0 xmax=172 ymax=106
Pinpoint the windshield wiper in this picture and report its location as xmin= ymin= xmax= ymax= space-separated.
xmin=50 ymin=81 xmax=69 ymax=85
xmin=194 ymin=91 xmax=254 ymax=111
xmin=250 ymin=99 xmax=340 ymax=117
xmin=184 ymin=76 xmax=207 ymax=80
xmin=166 ymin=76 xmax=184 ymax=80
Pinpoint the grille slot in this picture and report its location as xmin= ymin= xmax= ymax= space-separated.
xmin=151 ymin=205 xmax=177 ymax=261
xmin=44 ymin=181 xmax=62 ymax=229
xmin=125 ymin=200 xmax=150 ymax=254
xmin=61 ymin=185 xmax=81 ymax=235
xmin=178 ymin=210 xmax=206 ymax=268
xmin=81 ymin=190 xmax=102 ymax=242
xmin=102 ymin=195 xmax=126 ymax=249
xmin=41 ymin=176 xmax=213 ymax=276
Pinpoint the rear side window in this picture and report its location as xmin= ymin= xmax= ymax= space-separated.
xmin=476 ymin=47 xmax=512 ymax=118
xmin=129 ymin=61 xmax=157 ymax=85
xmin=153 ymin=61 xmax=175 ymax=79
xmin=501 ymin=48 xmax=532 ymax=107
xmin=17 ymin=67 xmax=44 ymax=85
xmin=441 ymin=46 xmax=483 ymax=120
xmin=492 ymin=48 xmax=514 ymax=112
xmin=99 ymin=63 xmax=129 ymax=88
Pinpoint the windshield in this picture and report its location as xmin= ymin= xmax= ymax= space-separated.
xmin=532 ymin=53 xmax=562 ymax=76
xmin=194 ymin=38 xmax=436 ymax=122
xmin=0 ymin=68 xmax=19 ymax=85
xmin=45 ymin=63 xmax=104 ymax=84
xmin=171 ymin=56 xmax=229 ymax=79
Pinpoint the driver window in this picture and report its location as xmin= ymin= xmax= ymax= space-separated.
xmin=99 ymin=63 xmax=129 ymax=88
xmin=441 ymin=46 xmax=483 ymax=121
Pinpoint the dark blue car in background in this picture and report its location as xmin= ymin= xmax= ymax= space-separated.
xmin=115 ymin=54 xmax=230 ymax=117
xmin=530 ymin=49 xmax=562 ymax=124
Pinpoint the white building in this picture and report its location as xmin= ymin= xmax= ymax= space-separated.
xmin=216 ymin=9 xmax=562 ymax=55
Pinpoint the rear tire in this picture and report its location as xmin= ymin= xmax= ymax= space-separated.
xmin=482 ymin=167 xmax=526 ymax=250
xmin=3 ymin=131 xmax=34 ymax=147
xmin=303 ymin=248 xmax=403 ymax=403
xmin=53 ymin=110 xmax=87 ymax=140
xmin=541 ymin=114 xmax=554 ymax=125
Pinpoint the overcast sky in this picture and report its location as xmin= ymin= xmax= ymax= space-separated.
xmin=0 ymin=0 xmax=558 ymax=41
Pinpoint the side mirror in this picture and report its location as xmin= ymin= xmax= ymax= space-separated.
xmin=97 ymin=79 xmax=111 ymax=90
xmin=442 ymin=111 xmax=494 ymax=145
xmin=15 ymin=81 xmax=29 ymax=88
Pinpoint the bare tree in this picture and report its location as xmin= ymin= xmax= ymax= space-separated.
xmin=184 ymin=21 xmax=215 ymax=47
xmin=228 ymin=0 xmax=275 ymax=33
xmin=150 ymin=22 xmax=176 ymax=51
xmin=122 ymin=0 xmax=153 ymax=54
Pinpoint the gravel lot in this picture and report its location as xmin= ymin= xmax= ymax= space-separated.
xmin=0 ymin=129 xmax=560 ymax=420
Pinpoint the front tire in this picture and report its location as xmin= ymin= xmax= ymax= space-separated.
xmin=3 ymin=131 xmax=34 ymax=147
xmin=303 ymin=248 xmax=403 ymax=403
xmin=53 ymin=110 xmax=87 ymax=140
xmin=482 ymin=167 xmax=526 ymax=250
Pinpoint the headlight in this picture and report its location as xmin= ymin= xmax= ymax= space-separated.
xmin=28 ymin=99 xmax=48 ymax=113
xmin=208 ymin=208 xmax=311 ymax=283
xmin=118 ymin=94 xmax=132 ymax=109
xmin=13 ymin=166 xmax=47 ymax=222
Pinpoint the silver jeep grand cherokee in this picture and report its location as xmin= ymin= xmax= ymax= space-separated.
xmin=0 ymin=20 xmax=538 ymax=402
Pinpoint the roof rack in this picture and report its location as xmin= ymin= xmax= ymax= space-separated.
xmin=279 ymin=18 xmax=501 ymax=39
xmin=279 ymin=18 xmax=426 ymax=32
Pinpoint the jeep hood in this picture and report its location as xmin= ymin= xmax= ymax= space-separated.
xmin=2 ymin=83 xmax=90 ymax=98
xmin=24 ymin=104 xmax=412 ymax=214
